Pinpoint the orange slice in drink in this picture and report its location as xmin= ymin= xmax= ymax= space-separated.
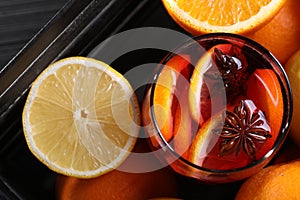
xmin=189 ymin=44 xmax=233 ymax=125
xmin=161 ymin=0 xmax=286 ymax=35
xmin=173 ymin=85 xmax=197 ymax=159
xmin=188 ymin=110 xmax=224 ymax=167
xmin=152 ymin=54 xmax=190 ymax=143
xmin=246 ymin=69 xmax=284 ymax=158
xmin=189 ymin=99 xmax=273 ymax=171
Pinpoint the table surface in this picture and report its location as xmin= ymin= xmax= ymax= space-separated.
xmin=0 ymin=0 xmax=69 ymax=70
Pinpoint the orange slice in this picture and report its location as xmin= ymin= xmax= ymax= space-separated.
xmin=189 ymin=98 xmax=274 ymax=171
xmin=22 ymin=57 xmax=140 ymax=178
xmin=189 ymin=44 xmax=231 ymax=125
xmin=188 ymin=110 xmax=225 ymax=167
xmin=246 ymin=69 xmax=284 ymax=158
xmin=173 ymin=85 xmax=196 ymax=159
xmin=152 ymin=54 xmax=190 ymax=143
xmin=162 ymin=0 xmax=286 ymax=35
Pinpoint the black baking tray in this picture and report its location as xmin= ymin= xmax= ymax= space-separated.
xmin=0 ymin=0 xmax=70 ymax=68
xmin=0 ymin=0 xmax=260 ymax=199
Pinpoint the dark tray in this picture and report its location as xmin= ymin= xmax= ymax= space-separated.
xmin=0 ymin=0 xmax=252 ymax=199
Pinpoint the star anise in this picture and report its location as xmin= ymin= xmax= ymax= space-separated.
xmin=204 ymin=45 xmax=250 ymax=101
xmin=216 ymin=99 xmax=272 ymax=161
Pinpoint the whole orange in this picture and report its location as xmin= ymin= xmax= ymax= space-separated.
xmin=56 ymin=139 xmax=179 ymax=200
xmin=56 ymin=168 xmax=178 ymax=200
xmin=247 ymin=0 xmax=300 ymax=65
xmin=235 ymin=160 xmax=300 ymax=200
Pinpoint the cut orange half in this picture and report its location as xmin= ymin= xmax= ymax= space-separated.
xmin=162 ymin=0 xmax=286 ymax=35
xmin=22 ymin=57 xmax=140 ymax=178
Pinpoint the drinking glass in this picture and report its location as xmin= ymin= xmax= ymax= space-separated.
xmin=142 ymin=33 xmax=293 ymax=183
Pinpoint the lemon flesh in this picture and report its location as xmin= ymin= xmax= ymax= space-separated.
xmin=22 ymin=57 xmax=140 ymax=178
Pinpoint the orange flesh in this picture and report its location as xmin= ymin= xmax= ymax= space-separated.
xmin=246 ymin=69 xmax=284 ymax=159
xmin=189 ymin=44 xmax=236 ymax=125
xmin=176 ymin=0 xmax=272 ymax=26
xmin=173 ymin=86 xmax=196 ymax=159
xmin=153 ymin=54 xmax=190 ymax=143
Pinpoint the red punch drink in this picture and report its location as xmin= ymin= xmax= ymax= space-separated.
xmin=142 ymin=33 xmax=292 ymax=183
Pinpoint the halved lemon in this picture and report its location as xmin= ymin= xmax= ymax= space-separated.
xmin=162 ymin=0 xmax=286 ymax=35
xmin=22 ymin=57 xmax=140 ymax=178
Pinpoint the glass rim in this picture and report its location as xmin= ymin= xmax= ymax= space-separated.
xmin=149 ymin=32 xmax=293 ymax=174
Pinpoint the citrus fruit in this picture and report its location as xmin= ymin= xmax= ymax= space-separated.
xmin=285 ymin=49 xmax=300 ymax=147
xmin=56 ymin=140 xmax=179 ymax=200
xmin=188 ymin=45 xmax=215 ymax=125
xmin=56 ymin=168 xmax=178 ymax=200
xmin=189 ymin=98 xmax=275 ymax=171
xmin=22 ymin=56 xmax=140 ymax=178
xmin=248 ymin=0 xmax=300 ymax=64
xmin=235 ymin=160 xmax=300 ymax=200
xmin=152 ymin=54 xmax=190 ymax=142
xmin=188 ymin=110 xmax=224 ymax=167
xmin=188 ymin=102 xmax=252 ymax=171
xmin=246 ymin=69 xmax=283 ymax=159
xmin=189 ymin=44 xmax=242 ymax=125
xmin=161 ymin=0 xmax=286 ymax=35
xmin=173 ymin=85 xmax=195 ymax=159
